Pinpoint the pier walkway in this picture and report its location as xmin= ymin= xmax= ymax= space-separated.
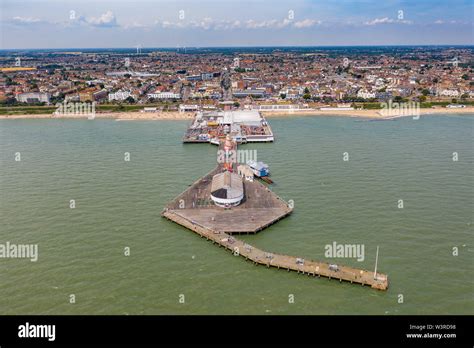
xmin=162 ymin=209 xmax=388 ymax=290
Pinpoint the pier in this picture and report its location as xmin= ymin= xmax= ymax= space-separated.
xmin=162 ymin=111 xmax=388 ymax=291
xmin=162 ymin=207 xmax=388 ymax=290
xmin=183 ymin=109 xmax=274 ymax=144
xmin=162 ymin=165 xmax=292 ymax=234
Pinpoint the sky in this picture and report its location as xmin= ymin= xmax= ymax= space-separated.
xmin=1 ymin=0 xmax=473 ymax=49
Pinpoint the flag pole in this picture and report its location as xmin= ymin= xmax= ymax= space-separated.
xmin=374 ymin=245 xmax=379 ymax=280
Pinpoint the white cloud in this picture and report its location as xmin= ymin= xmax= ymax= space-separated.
xmin=293 ymin=19 xmax=321 ymax=28
xmin=25 ymin=10 xmax=120 ymax=29
xmin=159 ymin=20 xmax=187 ymax=29
xmin=214 ymin=20 xmax=241 ymax=30
xmin=433 ymin=19 xmax=472 ymax=25
xmin=364 ymin=17 xmax=394 ymax=25
xmin=364 ymin=17 xmax=412 ymax=25
xmin=189 ymin=17 xmax=214 ymax=30
xmin=244 ymin=19 xmax=293 ymax=29
xmin=11 ymin=16 xmax=42 ymax=24
xmin=86 ymin=11 xmax=118 ymax=28
xmin=155 ymin=18 xmax=320 ymax=30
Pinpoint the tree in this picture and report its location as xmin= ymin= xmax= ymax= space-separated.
xmin=2 ymin=97 xmax=18 ymax=106
xmin=280 ymin=93 xmax=286 ymax=99
xmin=125 ymin=96 xmax=135 ymax=104
xmin=393 ymin=96 xmax=404 ymax=102
xmin=461 ymin=74 xmax=469 ymax=80
xmin=303 ymin=93 xmax=311 ymax=100
xmin=304 ymin=87 xmax=310 ymax=94
xmin=419 ymin=95 xmax=427 ymax=102
xmin=6 ymin=77 xmax=18 ymax=86
xmin=421 ymin=89 xmax=430 ymax=96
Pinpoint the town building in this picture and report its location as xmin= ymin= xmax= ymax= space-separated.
xmin=16 ymin=92 xmax=50 ymax=104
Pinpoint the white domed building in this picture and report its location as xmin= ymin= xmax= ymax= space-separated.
xmin=210 ymin=171 xmax=244 ymax=208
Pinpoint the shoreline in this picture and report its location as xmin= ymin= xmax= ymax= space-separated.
xmin=0 ymin=111 xmax=195 ymax=120
xmin=1 ymin=108 xmax=473 ymax=120
xmin=262 ymin=107 xmax=474 ymax=119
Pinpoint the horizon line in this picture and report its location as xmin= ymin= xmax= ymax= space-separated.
xmin=1 ymin=44 xmax=473 ymax=51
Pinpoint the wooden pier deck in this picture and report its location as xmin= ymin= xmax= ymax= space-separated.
xmin=162 ymin=132 xmax=388 ymax=291
xmin=162 ymin=209 xmax=388 ymax=290
xmin=163 ymin=166 xmax=292 ymax=234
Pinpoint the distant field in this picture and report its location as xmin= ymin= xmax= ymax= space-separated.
xmin=1 ymin=101 xmax=473 ymax=115
xmin=0 ymin=106 xmax=57 ymax=115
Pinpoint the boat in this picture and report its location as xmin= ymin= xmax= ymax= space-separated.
xmin=247 ymin=160 xmax=270 ymax=177
xmin=209 ymin=138 xmax=220 ymax=145
xmin=259 ymin=176 xmax=273 ymax=184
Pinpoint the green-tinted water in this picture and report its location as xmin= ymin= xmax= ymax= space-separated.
xmin=0 ymin=116 xmax=473 ymax=314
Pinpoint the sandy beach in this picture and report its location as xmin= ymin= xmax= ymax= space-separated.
xmin=0 ymin=108 xmax=473 ymax=120
xmin=0 ymin=111 xmax=195 ymax=120
xmin=262 ymin=107 xmax=474 ymax=119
